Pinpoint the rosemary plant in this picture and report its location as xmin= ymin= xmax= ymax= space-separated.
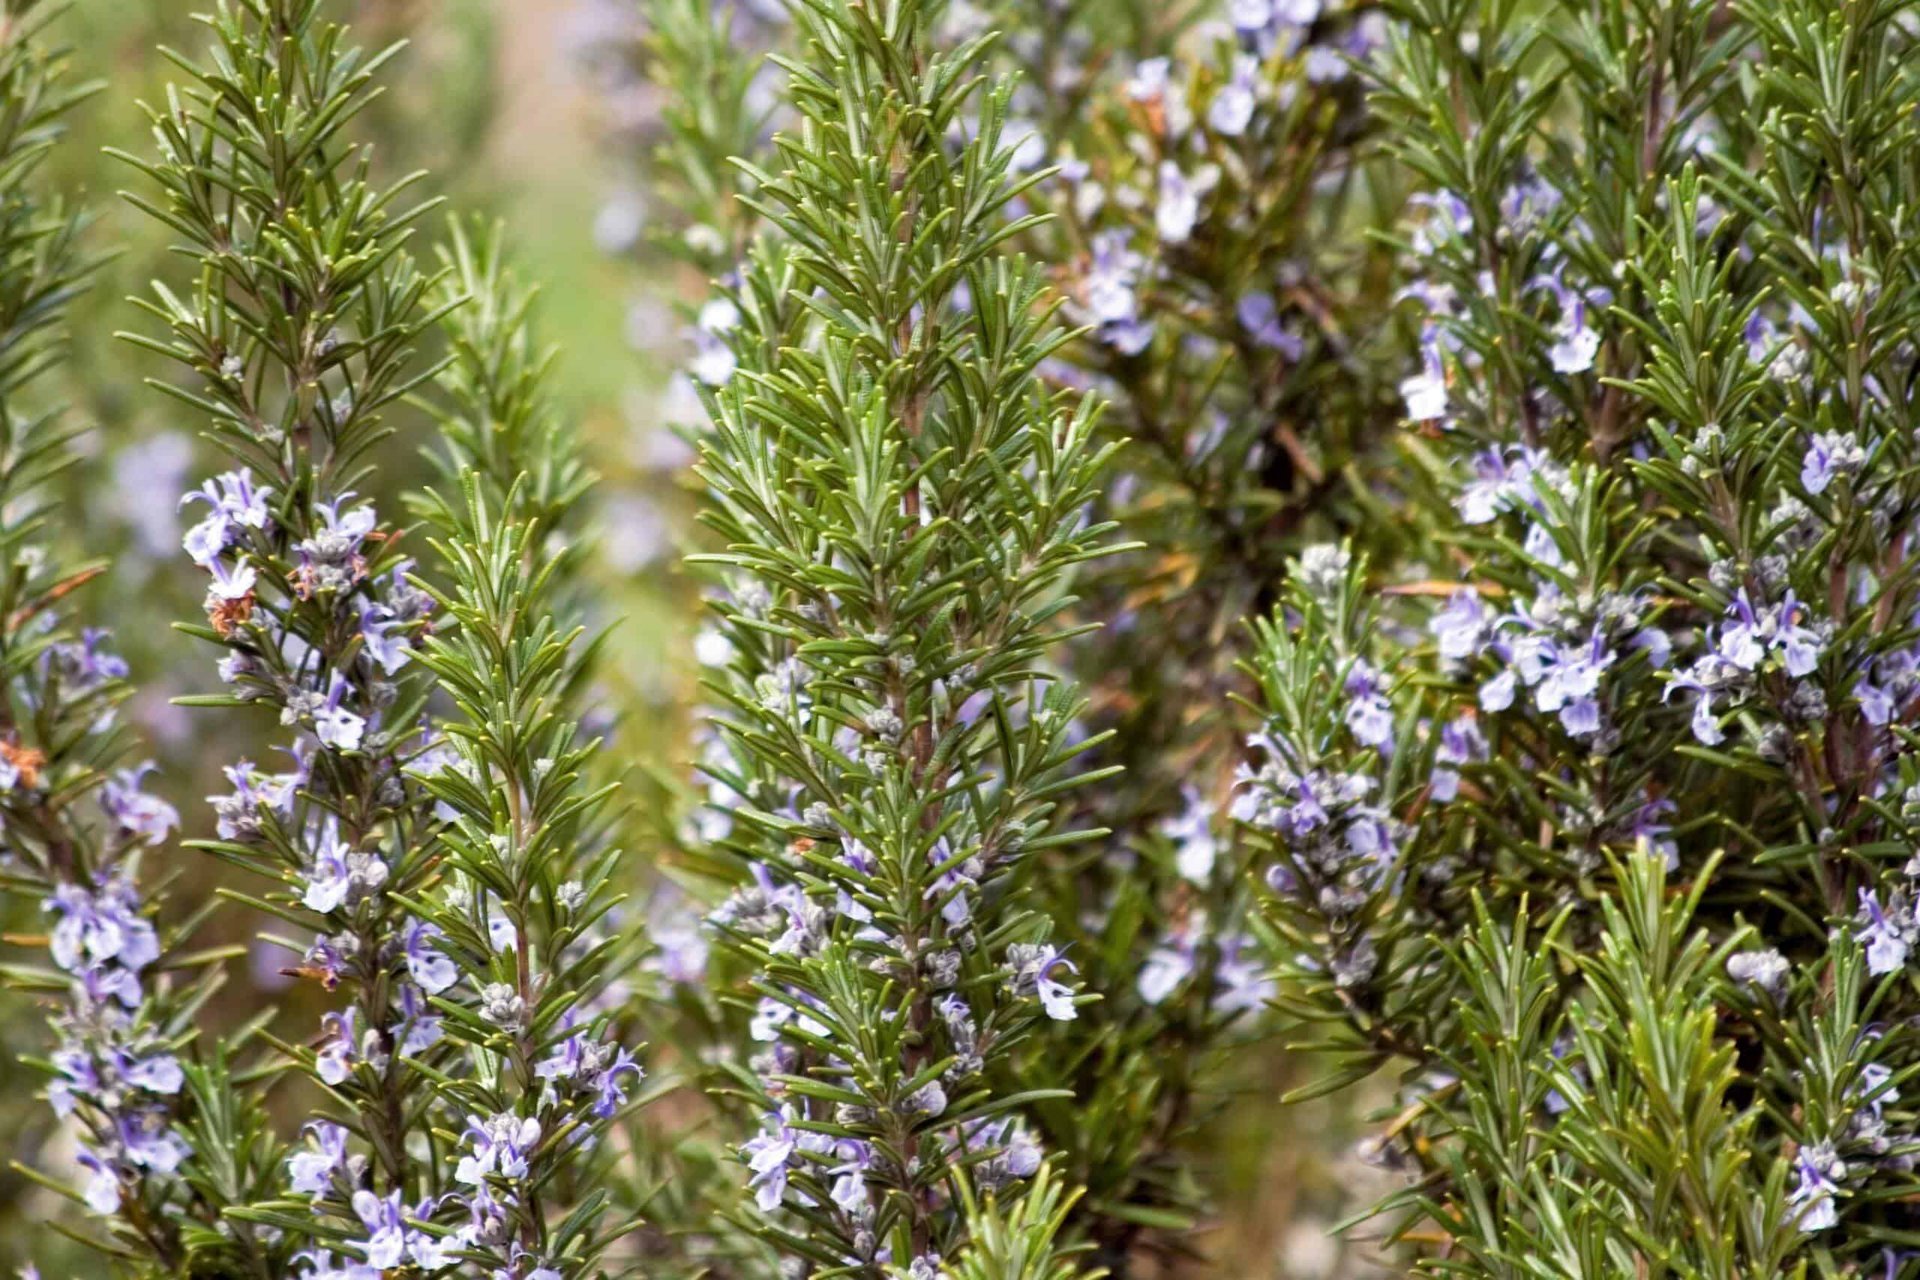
xmin=0 ymin=0 xmax=208 ymax=1265
xmin=1242 ymin=0 xmax=1920 ymax=1272
xmin=685 ymin=1 xmax=1126 ymax=1273
xmin=110 ymin=2 xmax=645 ymax=1273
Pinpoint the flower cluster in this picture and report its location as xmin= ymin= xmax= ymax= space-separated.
xmin=42 ymin=848 xmax=191 ymax=1216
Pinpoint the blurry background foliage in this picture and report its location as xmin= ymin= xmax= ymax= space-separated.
xmin=2 ymin=0 xmax=1397 ymax=1275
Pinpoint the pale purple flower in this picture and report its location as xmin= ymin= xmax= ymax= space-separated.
xmin=1230 ymin=0 xmax=1317 ymax=48
xmin=1158 ymin=785 xmax=1221 ymax=882
xmin=349 ymin=1189 xmax=446 ymax=1269
xmin=1126 ymin=57 xmax=1171 ymax=104
xmin=1494 ymin=166 xmax=1559 ymax=233
xmin=1725 ymin=949 xmax=1790 ymax=1003
xmin=1857 ymin=888 xmax=1915 ymax=976
xmin=1231 ymin=744 xmax=1354 ymax=842
xmin=1083 ymin=229 xmax=1154 ymax=354
xmin=456 ymin=1112 xmax=542 ymax=1185
xmin=535 ymin=1026 xmax=644 ymax=1119
xmin=590 ymin=1044 xmax=643 ymax=1118
xmin=287 ymin=1120 xmax=351 ymax=1198
xmin=357 ymin=605 xmax=411 ymax=674
xmin=100 ymin=765 xmax=180 ymax=847
xmin=1214 ymin=936 xmax=1274 ymax=1016
xmin=1409 ymin=190 xmax=1473 ymax=253
xmin=1343 ymin=659 xmax=1394 ymax=749
xmin=313 ymin=672 xmax=366 ymax=752
xmin=311 ymin=495 xmax=377 ymax=551
xmin=1521 ymin=519 xmax=1565 ymax=570
xmin=117 ymin=1107 xmax=191 ymax=1173
xmin=51 ymin=1046 xmax=180 ymax=1122
xmin=292 ymin=1251 xmax=379 ymax=1280
xmin=72 ymin=962 xmax=142 ymax=1009
xmin=211 ymin=759 xmax=299 ymax=840
xmin=1008 ymin=943 xmax=1078 ymax=1021
xmin=828 ymin=1139 xmax=872 ymax=1214
xmin=46 ymin=876 xmax=160 ymax=982
xmin=315 ymin=1008 xmax=359 ymax=1085
xmin=1716 ymin=590 xmax=1821 ymax=677
xmin=1717 ymin=592 xmax=1767 ymax=671
xmin=1860 ymin=680 xmax=1894 ymax=726
xmin=1479 ymin=669 xmax=1517 ymax=713
xmin=120 ymin=1049 xmax=185 ymax=1095
xmin=75 ymin=1147 xmax=120 ymax=1215
xmin=48 ymin=1048 xmax=97 ymax=1117
xmin=47 ymin=629 xmax=130 ymax=690
xmin=1304 ymin=46 xmax=1350 ymax=83
xmin=1627 ymin=796 xmax=1679 ymax=870
xmin=1788 ymin=1143 xmax=1844 ymax=1232
xmin=204 ymin=556 xmax=257 ymax=601
xmin=1432 ymin=590 xmax=1487 ymax=662
xmin=1138 ymin=941 xmax=1194 ymax=1005
xmin=1155 ymin=161 xmax=1217 ymax=244
xmin=402 ymin=919 xmax=457 ymax=994
xmin=1400 ymin=329 xmax=1448 ymax=421
xmin=1632 ymin=625 xmax=1673 ymax=671
xmin=486 ymin=907 xmax=518 ymax=952
xmin=1855 ymin=1059 xmax=1897 ymax=1124
xmin=451 ymin=1181 xmax=510 ymax=1256
xmin=396 ymin=982 xmax=444 ymax=1057
xmin=1237 ymin=290 xmax=1305 ymax=358
xmin=1229 ymin=0 xmax=1273 ymax=35
xmin=1686 ymin=687 xmax=1723 ymax=744
xmin=742 ymin=1123 xmax=795 ymax=1212
xmin=1458 ymin=448 xmax=1517 ymax=524
xmin=302 ymin=820 xmax=385 ymax=914
xmin=180 ymin=468 xmax=272 ymax=566
xmin=490 ymin=1248 xmax=563 ymax=1280
xmin=378 ymin=558 xmax=433 ymax=624
xmin=1802 ymin=430 xmax=1865 ymax=495
xmin=1430 ymin=716 xmax=1486 ymax=802
xmin=749 ymin=993 xmax=795 ymax=1044
xmin=909 ymin=1081 xmax=948 ymax=1117
xmin=1533 ymin=631 xmax=1614 ymax=737
xmin=1533 ymin=273 xmax=1608 ymax=374
xmin=1208 ymin=54 xmax=1259 ymax=136
xmin=690 ymin=297 xmax=740 ymax=386
xmin=928 ymin=841 xmax=977 ymax=929
xmin=1781 ymin=630 xmax=1821 ymax=681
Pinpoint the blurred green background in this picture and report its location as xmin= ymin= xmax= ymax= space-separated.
xmin=1 ymin=3 xmax=1401 ymax=1276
